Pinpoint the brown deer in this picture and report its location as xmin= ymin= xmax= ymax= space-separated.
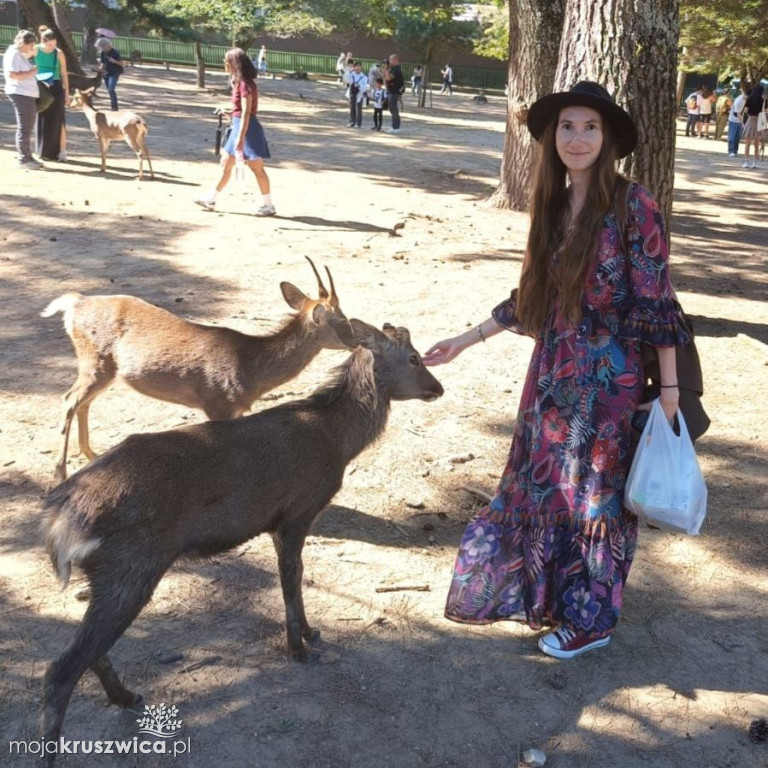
xmin=39 ymin=320 xmax=443 ymax=762
xmin=41 ymin=258 xmax=355 ymax=482
xmin=71 ymin=87 xmax=154 ymax=179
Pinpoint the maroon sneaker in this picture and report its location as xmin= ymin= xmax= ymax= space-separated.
xmin=538 ymin=628 xmax=612 ymax=659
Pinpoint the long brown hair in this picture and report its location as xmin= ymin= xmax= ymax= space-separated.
xmin=516 ymin=114 xmax=619 ymax=335
xmin=224 ymin=47 xmax=257 ymax=88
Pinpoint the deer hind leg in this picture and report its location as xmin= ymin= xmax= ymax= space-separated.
xmin=140 ymin=137 xmax=154 ymax=179
xmin=55 ymin=360 xmax=115 ymax=481
xmin=90 ymin=654 xmax=142 ymax=707
xmin=126 ymin=127 xmax=153 ymax=180
xmin=39 ymin=571 xmax=159 ymax=759
xmin=272 ymin=528 xmax=318 ymax=662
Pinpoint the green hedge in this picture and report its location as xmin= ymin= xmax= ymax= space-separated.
xmin=0 ymin=25 xmax=506 ymax=91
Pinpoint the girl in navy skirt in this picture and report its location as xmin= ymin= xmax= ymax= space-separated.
xmin=195 ymin=48 xmax=275 ymax=216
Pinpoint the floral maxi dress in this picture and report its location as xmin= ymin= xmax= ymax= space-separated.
xmin=445 ymin=184 xmax=690 ymax=639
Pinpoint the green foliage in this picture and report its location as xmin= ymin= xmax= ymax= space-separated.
xmin=85 ymin=0 xmax=491 ymax=61
xmin=473 ymin=4 xmax=508 ymax=60
xmin=384 ymin=0 xmax=479 ymax=63
xmin=680 ymin=0 xmax=768 ymax=84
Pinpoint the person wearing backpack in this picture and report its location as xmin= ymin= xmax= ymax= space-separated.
xmin=714 ymin=89 xmax=732 ymax=141
xmin=344 ymin=60 xmax=368 ymax=128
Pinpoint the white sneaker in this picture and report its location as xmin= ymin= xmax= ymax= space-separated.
xmin=19 ymin=159 xmax=42 ymax=170
xmin=728 ymin=153 xmax=736 ymax=157
xmin=57 ymin=151 xmax=67 ymax=162
xmin=194 ymin=198 xmax=216 ymax=211
xmin=385 ymin=128 xmax=401 ymax=134
xmin=742 ymin=161 xmax=750 ymax=168
xmin=256 ymin=204 xmax=276 ymax=217
xmin=750 ymin=161 xmax=756 ymax=168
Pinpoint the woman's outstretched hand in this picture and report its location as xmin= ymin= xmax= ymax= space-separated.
xmin=422 ymin=336 xmax=469 ymax=366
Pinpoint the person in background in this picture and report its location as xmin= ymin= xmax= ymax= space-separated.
xmin=384 ymin=53 xmax=404 ymax=133
xmin=684 ymin=86 xmax=701 ymax=137
xmin=425 ymin=81 xmax=688 ymax=660
xmin=696 ymin=85 xmax=715 ymax=138
xmin=258 ymin=45 xmax=268 ymax=76
xmin=344 ymin=60 xmax=367 ymax=128
xmin=714 ymin=89 xmax=732 ymax=141
xmin=336 ymin=51 xmax=346 ymax=83
xmin=35 ymin=26 xmax=69 ymax=162
xmin=439 ymin=63 xmax=453 ymax=95
xmin=741 ymin=84 xmax=764 ymax=169
xmin=367 ymin=60 xmax=382 ymax=96
xmin=411 ymin=65 xmax=423 ymax=95
xmin=96 ymin=37 xmax=125 ymax=110
xmin=2 ymin=29 xmax=42 ymax=169
xmin=370 ymin=77 xmax=387 ymax=132
xmin=727 ymin=85 xmax=747 ymax=157
xmin=195 ymin=48 xmax=275 ymax=216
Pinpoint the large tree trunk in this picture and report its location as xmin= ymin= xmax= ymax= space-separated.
xmin=554 ymin=0 xmax=680 ymax=228
xmin=491 ymin=0 xmax=566 ymax=210
xmin=80 ymin=0 xmax=105 ymax=68
xmin=17 ymin=0 xmax=84 ymax=76
xmin=51 ymin=0 xmax=76 ymax=56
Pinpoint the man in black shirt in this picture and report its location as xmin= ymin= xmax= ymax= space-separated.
xmin=384 ymin=53 xmax=404 ymax=133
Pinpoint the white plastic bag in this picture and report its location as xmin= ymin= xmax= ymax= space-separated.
xmin=625 ymin=399 xmax=707 ymax=535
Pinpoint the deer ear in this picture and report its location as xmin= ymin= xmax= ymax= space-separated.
xmin=281 ymin=282 xmax=310 ymax=310
xmin=311 ymin=303 xmax=327 ymax=325
xmin=349 ymin=319 xmax=387 ymax=351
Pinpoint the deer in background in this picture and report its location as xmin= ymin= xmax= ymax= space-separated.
xmin=41 ymin=258 xmax=355 ymax=482
xmin=39 ymin=320 xmax=443 ymax=763
xmin=71 ymin=87 xmax=154 ymax=179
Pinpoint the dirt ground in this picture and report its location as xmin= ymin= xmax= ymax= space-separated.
xmin=1 ymin=65 xmax=767 ymax=768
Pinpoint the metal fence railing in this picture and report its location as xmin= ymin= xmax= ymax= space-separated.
xmin=0 ymin=25 xmax=507 ymax=92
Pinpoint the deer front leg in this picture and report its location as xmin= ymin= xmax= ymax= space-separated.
xmin=99 ymin=137 xmax=109 ymax=172
xmin=76 ymin=402 xmax=97 ymax=461
xmin=272 ymin=530 xmax=317 ymax=661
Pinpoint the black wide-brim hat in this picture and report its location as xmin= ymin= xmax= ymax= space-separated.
xmin=527 ymin=81 xmax=638 ymax=158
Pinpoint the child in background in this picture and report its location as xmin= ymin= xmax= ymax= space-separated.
xmin=371 ymin=77 xmax=387 ymax=131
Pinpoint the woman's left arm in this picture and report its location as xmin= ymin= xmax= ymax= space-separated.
xmin=58 ymin=49 xmax=70 ymax=105
xmin=621 ymin=185 xmax=690 ymax=420
xmin=655 ymin=346 xmax=679 ymax=421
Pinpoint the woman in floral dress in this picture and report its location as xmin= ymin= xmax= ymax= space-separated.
xmin=423 ymin=82 xmax=688 ymax=659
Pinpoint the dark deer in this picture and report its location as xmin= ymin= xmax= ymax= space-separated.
xmin=39 ymin=320 xmax=443 ymax=761
xmin=41 ymin=258 xmax=354 ymax=481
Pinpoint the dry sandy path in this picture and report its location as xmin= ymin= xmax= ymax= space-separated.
xmin=0 ymin=66 xmax=766 ymax=768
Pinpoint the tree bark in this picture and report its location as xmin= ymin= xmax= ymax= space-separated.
xmin=51 ymin=0 xmax=76 ymax=56
xmin=554 ymin=0 xmax=680 ymax=228
xmin=491 ymin=0 xmax=566 ymax=211
xmin=18 ymin=0 xmax=84 ymax=76
xmin=195 ymin=41 xmax=206 ymax=89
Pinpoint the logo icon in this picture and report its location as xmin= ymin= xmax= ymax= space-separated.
xmin=136 ymin=703 xmax=183 ymax=738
